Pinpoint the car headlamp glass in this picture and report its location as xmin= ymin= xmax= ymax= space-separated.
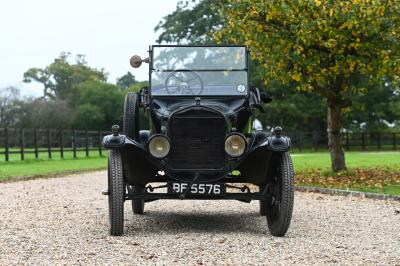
xmin=224 ymin=134 xmax=246 ymax=157
xmin=148 ymin=135 xmax=170 ymax=158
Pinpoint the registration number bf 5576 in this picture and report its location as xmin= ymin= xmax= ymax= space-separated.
xmin=168 ymin=183 xmax=225 ymax=196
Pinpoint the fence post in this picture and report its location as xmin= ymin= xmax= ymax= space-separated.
xmin=361 ymin=133 xmax=366 ymax=151
xmin=60 ymin=130 xmax=64 ymax=159
xmin=377 ymin=133 xmax=381 ymax=150
xmin=298 ymin=132 xmax=302 ymax=152
xmin=312 ymin=133 xmax=317 ymax=152
xmin=98 ymin=131 xmax=103 ymax=156
xmin=47 ymin=129 xmax=52 ymax=159
xmin=393 ymin=133 xmax=397 ymax=150
xmin=73 ymin=130 xmax=77 ymax=158
xmin=34 ymin=129 xmax=38 ymax=159
xmin=4 ymin=127 xmax=9 ymax=162
xmin=85 ymin=130 xmax=89 ymax=157
xmin=20 ymin=128 xmax=25 ymax=160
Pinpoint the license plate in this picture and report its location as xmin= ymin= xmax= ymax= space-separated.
xmin=168 ymin=182 xmax=225 ymax=196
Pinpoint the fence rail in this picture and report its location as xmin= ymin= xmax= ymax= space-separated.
xmin=284 ymin=131 xmax=399 ymax=152
xmin=0 ymin=128 xmax=399 ymax=161
xmin=0 ymin=128 xmax=108 ymax=161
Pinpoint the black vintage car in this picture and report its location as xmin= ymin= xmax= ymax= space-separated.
xmin=102 ymin=45 xmax=294 ymax=236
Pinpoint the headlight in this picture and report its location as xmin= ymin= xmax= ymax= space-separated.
xmin=148 ymin=135 xmax=170 ymax=158
xmin=224 ymin=133 xmax=246 ymax=157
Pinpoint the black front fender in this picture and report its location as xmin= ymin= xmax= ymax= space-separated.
xmin=102 ymin=134 xmax=161 ymax=185
xmin=237 ymin=131 xmax=291 ymax=184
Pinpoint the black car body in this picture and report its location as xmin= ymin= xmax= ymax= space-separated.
xmin=103 ymin=45 xmax=294 ymax=236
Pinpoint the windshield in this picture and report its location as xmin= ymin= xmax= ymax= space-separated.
xmin=151 ymin=46 xmax=248 ymax=96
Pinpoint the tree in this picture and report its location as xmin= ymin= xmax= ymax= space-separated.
xmin=155 ymin=0 xmax=327 ymax=131
xmin=116 ymin=72 xmax=138 ymax=89
xmin=344 ymin=77 xmax=400 ymax=132
xmin=0 ymin=87 xmax=24 ymax=127
xmin=23 ymin=53 xmax=107 ymax=99
xmin=20 ymin=98 xmax=74 ymax=129
xmin=72 ymin=80 xmax=124 ymax=130
xmin=155 ymin=0 xmax=225 ymax=44
xmin=219 ymin=0 xmax=400 ymax=171
xmin=73 ymin=104 xmax=105 ymax=130
xmin=390 ymin=97 xmax=400 ymax=131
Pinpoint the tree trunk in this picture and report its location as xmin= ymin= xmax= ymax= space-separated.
xmin=327 ymin=101 xmax=346 ymax=171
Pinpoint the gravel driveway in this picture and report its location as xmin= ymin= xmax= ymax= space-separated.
xmin=0 ymin=171 xmax=399 ymax=265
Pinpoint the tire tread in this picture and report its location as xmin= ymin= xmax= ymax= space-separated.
xmin=108 ymin=149 xmax=124 ymax=236
xmin=266 ymin=152 xmax=295 ymax=236
xmin=123 ymin=92 xmax=139 ymax=140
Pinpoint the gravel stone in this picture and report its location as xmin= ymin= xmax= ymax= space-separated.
xmin=0 ymin=171 xmax=399 ymax=265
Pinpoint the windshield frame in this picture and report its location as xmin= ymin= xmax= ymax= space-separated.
xmin=149 ymin=45 xmax=249 ymax=98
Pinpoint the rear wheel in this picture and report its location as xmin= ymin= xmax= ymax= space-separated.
xmin=264 ymin=152 xmax=294 ymax=237
xmin=259 ymin=185 xmax=267 ymax=215
xmin=108 ymin=149 xmax=124 ymax=236
xmin=123 ymin=92 xmax=140 ymax=140
xmin=131 ymin=185 xmax=145 ymax=214
xmin=259 ymin=199 xmax=267 ymax=216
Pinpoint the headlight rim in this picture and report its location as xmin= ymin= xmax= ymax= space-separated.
xmin=224 ymin=132 xmax=247 ymax=158
xmin=147 ymin=134 xmax=171 ymax=159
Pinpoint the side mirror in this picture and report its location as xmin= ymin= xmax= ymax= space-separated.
xmin=130 ymin=55 xmax=149 ymax=68
xmin=260 ymin=91 xmax=272 ymax=104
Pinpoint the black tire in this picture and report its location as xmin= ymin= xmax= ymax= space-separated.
xmin=131 ymin=185 xmax=145 ymax=215
xmin=265 ymin=152 xmax=294 ymax=237
xmin=259 ymin=200 xmax=267 ymax=216
xmin=123 ymin=92 xmax=139 ymax=140
xmin=259 ymin=185 xmax=267 ymax=215
xmin=108 ymin=149 xmax=124 ymax=236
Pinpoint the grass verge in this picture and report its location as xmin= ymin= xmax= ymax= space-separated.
xmin=293 ymin=151 xmax=400 ymax=196
xmin=296 ymin=168 xmax=400 ymax=196
xmin=292 ymin=151 xmax=400 ymax=170
xmin=0 ymin=155 xmax=107 ymax=182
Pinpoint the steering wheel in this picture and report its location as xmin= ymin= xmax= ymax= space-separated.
xmin=165 ymin=70 xmax=204 ymax=95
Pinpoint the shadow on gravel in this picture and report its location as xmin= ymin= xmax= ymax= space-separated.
xmin=125 ymin=212 xmax=266 ymax=235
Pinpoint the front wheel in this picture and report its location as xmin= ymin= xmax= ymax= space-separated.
xmin=108 ymin=149 xmax=124 ymax=236
xmin=265 ymin=152 xmax=294 ymax=237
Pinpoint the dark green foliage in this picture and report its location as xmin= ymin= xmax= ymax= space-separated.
xmin=23 ymin=53 xmax=107 ymax=99
xmin=345 ymin=79 xmax=400 ymax=132
xmin=72 ymin=81 xmax=124 ymax=130
xmin=259 ymin=85 xmax=326 ymax=133
xmin=128 ymin=81 xmax=148 ymax=93
xmin=116 ymin=72 xmax=138 ymax=89
xmin=20 ymin=98 xmax=74 ymax=129
xmin=0 ymin=87 xmax=25 ymax=127
xmin=18 ymin=53 xmax=133 ymax=131
xmin=155 ymin=0 xmax=225 ymax=44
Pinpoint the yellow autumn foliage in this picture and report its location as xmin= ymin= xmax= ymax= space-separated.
xmin=217 ymin=0 xmax=400 ymax=100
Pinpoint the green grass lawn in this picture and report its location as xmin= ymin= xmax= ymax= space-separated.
xmin=1 ymin=150 xmax=399 ymax=195
xmin=292 ymin=151 xmax=400 ymax=196
xmin=292 ymin=151 xmax=400 ymax=170
xmin=0 ymin=152 xmax=107 ymax=181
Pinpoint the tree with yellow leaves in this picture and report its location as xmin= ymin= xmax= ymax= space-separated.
xmin=218 ymin=0 xmax=400 ymax=171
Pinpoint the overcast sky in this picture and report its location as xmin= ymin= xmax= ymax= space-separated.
xmin=0 ymin=0 xmax=179 ymax=96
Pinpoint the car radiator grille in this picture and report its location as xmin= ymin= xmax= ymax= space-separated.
xmin=169 ymin=111 xmax=226 ymax=170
